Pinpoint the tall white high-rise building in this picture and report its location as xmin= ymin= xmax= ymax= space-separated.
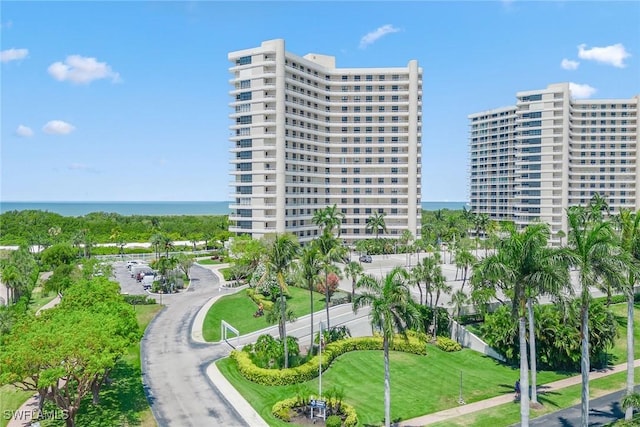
xmin=228 ymin=39 xmax=423 ymax=244
xmin=469 ymin=83 xmax=640 ymax=240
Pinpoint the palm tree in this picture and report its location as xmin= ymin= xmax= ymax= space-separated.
xmin=473 ymin=213 xmax=489 ymax=254
xmin=410 ymin=263 xmax=426 ymax=305
xmin=343 ymin=261 xmax=363 ymax=303
xmin=315 ymin=231 xmax=347 ymax=331
xmin=472 ymin=223 xmax=570 ymax=425
xmin=299 ymin=245 xmax=322 ymax=351
xmin=353 ymin=266 xmax=420 ymax=427
xmin=366 ymin=212 xmax=387 ymax=239
xmin=616 ymin=209 xmax=640 ymax=421
xmin=621 ymin=392 xmax=640 ymax=416
xmin=431 ymin=274 xmax=452 ymax=339
xmin=312 ymin=204 xmax=344 ymax=237
xmin=161 ymin=235 xmax=174 ymax=258
xmin=150 ymin=233 xmax=164 ymax=260
xmin=454 ymin=247 xmax=476 ymax=293
xmin=0 ymin=264 xmax=20 ymax=304
xmin=264 ymin=233 xmax=300 ymax=368
xmin=450 ymin=289 xmax=468 ymax=343
xmin=400 ymin=229 xmax=414 ymax=266
xmin=566 ymin=205 xmax=626 ymax=427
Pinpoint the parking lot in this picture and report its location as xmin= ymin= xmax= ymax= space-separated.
xmin=112 ymin=260 xmax=152 ymax=295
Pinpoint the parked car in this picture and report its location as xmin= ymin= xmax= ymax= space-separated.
xmin=359 ymin=254 xmax=372 ymax=263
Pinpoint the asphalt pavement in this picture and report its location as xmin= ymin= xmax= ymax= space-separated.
xmin=138 ymin=264 xmax=249 ymax=427
xmin=516 ymin=385 xmax=640 ymax=427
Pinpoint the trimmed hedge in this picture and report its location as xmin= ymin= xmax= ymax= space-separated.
xmin=122 ymin=294 xmax=157 ymax=305
xmin=271 ymin=396 xmax=358 ymax=427
xmin=435 ymin=336 xmax=462 ymax=352
xmin=230 ymin=335 xmax=427 ymax=386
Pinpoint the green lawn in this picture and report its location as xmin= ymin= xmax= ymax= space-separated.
xmin=27 ymin=288 xmax=57 ymax=314
xmin=430 ymin=367 xmax=640 ymax=427
xmin=202 ymin=286 xmax=327 ymax=342
xmin=217 ymin=346 xmax=572 ymax=426
xmin=0 ymin=385 xmax=32 ymax=427
xmin=608 ymin=302 xmax=640 ymax=363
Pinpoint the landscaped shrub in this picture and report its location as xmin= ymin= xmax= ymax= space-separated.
xmin=481 ymin=301 xmax=617 ymax=371
xmin=435 ymin=336 xmax=462 ymax=352
xmin=326 ymin=415 xmax=341 ymax=427
xmin=122 ymin=294 xmax=157 ymax=305
xmin=272 ymin=397 xmax=296 ymax=422
xmin=231 ymin=334 xmax=428 ymax=386
xmin=415 ymin=305 xmax=450 ymax=337
xmin=244 ymin=334 xmax=301 ymax=369
xmin=245 ymin=288 xmax=274 ymax=311
xmin=270 ymin=396 xmax=358 ymax=427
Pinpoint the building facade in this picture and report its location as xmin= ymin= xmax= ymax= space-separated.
xmin=228 ymin=39 xmax=423 ymax=244
xmin=469 ymin=83 xmax=640 ymax=240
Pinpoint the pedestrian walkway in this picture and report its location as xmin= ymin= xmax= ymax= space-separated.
xmin=399 ymin=359 xmax=640 ymax=426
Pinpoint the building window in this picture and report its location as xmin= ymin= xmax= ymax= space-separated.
xmin=236 ymin=56 xmax=252 ymax=66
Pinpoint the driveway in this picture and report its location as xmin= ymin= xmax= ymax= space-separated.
xmin=139 ymin=264 xmax=248 ymax=427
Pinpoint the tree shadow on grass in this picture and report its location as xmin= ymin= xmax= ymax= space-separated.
xmin=47 ymin=360 xmax=150 ymax=427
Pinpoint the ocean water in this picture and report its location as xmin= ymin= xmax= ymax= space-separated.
xmin=0 ymin=201 xmax=469 ymax=217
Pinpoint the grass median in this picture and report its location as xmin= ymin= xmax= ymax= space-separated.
xmin=429 ymin=367 xmax=640 ymax=427
xmin=202 ymin=286 xmax=327 ymax=342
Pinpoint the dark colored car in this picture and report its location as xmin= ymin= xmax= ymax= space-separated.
xmin=359 ymin=255 xmax=372 ymax=263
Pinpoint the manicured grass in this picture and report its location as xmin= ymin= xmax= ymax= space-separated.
xmin=0 ymin=385 xmax=32 ymax=427
xmin=27 ymin=288 xmax=57 ymax=313
xmin=217 ymin=345 xmax=572 ymax=426
xmin=608 ymin=303 xmax=640 ymax=363
xmin=430 ymin=367 xmax=640 ymax=427
xmin=202 ymin=287 xmax=327 ymax=342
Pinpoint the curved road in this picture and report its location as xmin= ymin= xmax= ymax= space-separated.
xmin=140 ymin=265 xmax=248 ymax=427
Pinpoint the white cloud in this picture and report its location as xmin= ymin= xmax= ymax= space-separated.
xmin=48 ymin=54 xmax=121 ymax=84
xmin=43 ymin=120 xmax=76 ymax=135
xmin=1 ymin=48 xmax=28 ymax=63
xmin=577 ymin=43 xmax=630 ymax=68
xmin=561 ymin=58 xmax=579 ymax=70
xmin=15 ymin=125 xmax=34 ymax=137
xmin=569 ymin=82 xmax=597 ymax=99
xmin=359 ymin=24 xmax=401 ymax=49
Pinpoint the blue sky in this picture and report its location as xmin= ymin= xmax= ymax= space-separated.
xmin=2 ymin=1 xmax=639 ymax=202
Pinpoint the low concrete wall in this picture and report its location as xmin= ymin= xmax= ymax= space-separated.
xmin=450 ymin=320 xmax=506 ymax=362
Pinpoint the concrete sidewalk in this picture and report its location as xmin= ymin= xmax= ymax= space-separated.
xmin=399 ymin=359 xmax=640 ymax=426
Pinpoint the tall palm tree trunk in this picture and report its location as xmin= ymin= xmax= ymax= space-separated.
xmin=309 ymin=287 xmax=315 ymax=353
xmin=280 ymin=289 xmax=289 ymax=369
xmin=625 ymin=290 xmax=635 ymax=420
xmin=580 ymin=293 xmax=590 ymax=427
xmin=519 ymin=315 xmax=530 ymax=427
xmin=324 ymin=270 xmax=331 ymax=331
xmin=383 ymin=337 xmax=391 ymax=427
xmin=527 ymin=298 xmax=538 ymax=404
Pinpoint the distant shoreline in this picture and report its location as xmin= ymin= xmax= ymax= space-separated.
xmin=0 ymin=200 xmax=469 ymax=217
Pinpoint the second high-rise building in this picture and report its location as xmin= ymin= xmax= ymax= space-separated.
xmin=228 ymin=39 xmax=423 ymax=244
xmin=469 ymin=83 xmax=639 ymax=241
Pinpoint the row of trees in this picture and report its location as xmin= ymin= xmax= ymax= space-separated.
xmin=0 ymin=209 xmax=229 ymax=248
xmin=0 ymin=277 xmax=140 ymax=427
xmin=468 ymin=197 xmax=638 ymax=426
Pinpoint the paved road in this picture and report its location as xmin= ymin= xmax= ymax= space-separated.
xmin=513 ymin=385 xmax=640 ymax=427
xmin=139 ymin=265 xmax=248 ymax=427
